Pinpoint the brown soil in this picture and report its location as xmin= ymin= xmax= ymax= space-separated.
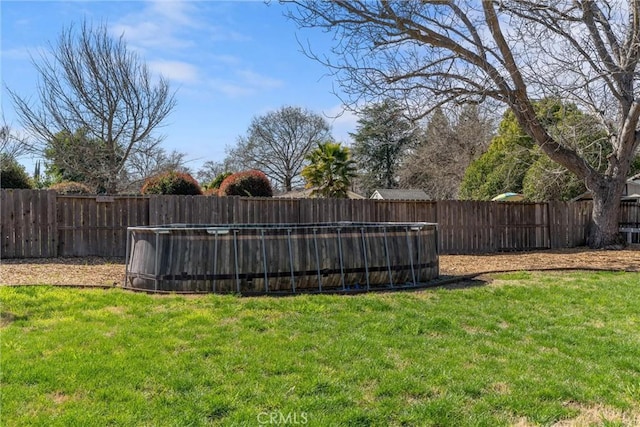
xmin=1 ymin=257 xmax=125 ymax=287
xmin=1 ymin=246 xmax=639 ymax=287
xmin=440 ymin=245 xmax=640 ymax=276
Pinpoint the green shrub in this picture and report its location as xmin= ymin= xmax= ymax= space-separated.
xmin=49 ymin=181 xmax=93 ymax=195
xmin=218 ymin=170 xmax=273 ymax=197
xmin=141 ymin=171 xmax=202 ymax=195
xmin=0 ymin=155 xmax=32 ymax=189
xmin=204 ymin=171 xmax=233 ymax=191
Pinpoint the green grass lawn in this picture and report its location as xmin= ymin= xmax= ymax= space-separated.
xmin=1 ymin=271 xmax=639 ymax=426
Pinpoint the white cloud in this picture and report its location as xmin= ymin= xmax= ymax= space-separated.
xmin=112 ymin=20 xmax=194 ymax=51
xmin=0 ymin=47 xmax=33 ymax=61
xmin=210 ymin=54 xmax=242 ymax=66
xmin=148 ymin=0 xmax=196 ymax=27
xmin=112 ymin=1 xmax=251 ymax=53
xmin=111 ymin=0 xmax=200 ymax=51
xmin=207 ymin=69 xmax=284 ymax=99
xmin=148 ymin=60 xmax=199 ymax=84
xmin=236 ymin=70 xmax=283 ymax=90
xmin=208 ymin=80 xmax=254 ymax=98
xmin=323 ymin=105 xmax=359 ymax=143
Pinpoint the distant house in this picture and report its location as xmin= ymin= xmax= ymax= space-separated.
xmin=625 ymin=173 xmax=640 ymax=201
xmin=370 ymin=189 xmax=431 ymax=200
xmin=572 ymin=174 xmax=640 ymax=202
xmin=275 ymin=188 xmax=365 ymax=199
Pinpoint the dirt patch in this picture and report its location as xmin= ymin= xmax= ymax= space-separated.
xmin=510 ymin=403 xmax=640 ymax=427
xmin=1 ymin=246 xmax=638 ymax=287
xmin=554 ymin=403 xmax=640 ymax=427
xmin=1 ymin=257 xmax=125 ymax=286
xmin=440 ymin=245 xmax=640 ymax=276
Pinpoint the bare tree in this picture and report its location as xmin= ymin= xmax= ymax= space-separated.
xmin=7 ymin=21 xmax=176 ymax=193
xmin=120 ymin=139 xmax=190 ymax=193
xmin=400 ymin=105 xmax=494 ymax=199
xmin=196 ymin=159 xmax=238 ymax=185
xmin=286 ymin=1 xmax=640 ymax=248
xmin=0 ymin=117 xmax=29 ymax=160
xmin=228 ymin=106 xmax=332 ymax=192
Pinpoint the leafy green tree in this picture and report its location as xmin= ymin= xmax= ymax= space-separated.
xmin=44 ymin=128 xmax=118 ymax=192
xmin=0 ymin=154 xmax=32 ymax=189
xmin=351 ymin=99 xmax=418 ymax=195
xmin=32 ymin=161 xmax=52 ymax=189
xmin=459 ymin=109 xmax=534 ymax=200
xmin=43 ymin=128 xmax=187 ymax=194
xmin=1 ymin=122 xmax=33 ymax=189
xmin=301 ymin=142 xmax=357 ymax=198
xmin=203 ymin=172 xmax=233 ymax=193
xmin=460 ymin=100 xmax=609 ymax=201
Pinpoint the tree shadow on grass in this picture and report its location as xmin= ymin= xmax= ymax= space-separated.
xmin=431 ymin=275 xmax=491 ymax=291
xmin=0 ymin=311 xmax=28 ymax=327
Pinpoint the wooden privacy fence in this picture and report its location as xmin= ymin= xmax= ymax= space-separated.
xmin=2 ymin=189 xmax=634 ymax=258
xmin=1 ymin=190 xmax=148 ymax=258
xmin=1 ymin=190 xmax=57 ymax=258
xmin=144 ymin=196 xmax=594 ymax=253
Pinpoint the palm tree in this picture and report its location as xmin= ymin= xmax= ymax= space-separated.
xmin=301 ymin=142 xmax=357 ymax=198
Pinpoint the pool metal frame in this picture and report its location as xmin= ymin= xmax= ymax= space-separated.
xmin=125 ymin=222 xmax=439 ymax=295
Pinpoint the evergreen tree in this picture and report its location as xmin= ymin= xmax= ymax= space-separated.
xmin=460 ymin=100 xmax=612 ymax=201
xmin=0 ymin=154 xmax=32 ymax=189
xmin=351 ymin=99 xmax=418 ymax=195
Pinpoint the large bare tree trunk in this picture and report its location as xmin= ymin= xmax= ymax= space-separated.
xmin=588 ymin=178 xmax=626 ymax=248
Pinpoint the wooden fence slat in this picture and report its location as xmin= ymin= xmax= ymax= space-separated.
xmin=37 ymin=191 xmax=47 ymax=257
xmin=1 ymin=190 xmax=10 ymax=257
xmin=5 ymin=190 xmax=16 ymax=257
xmin=13 ymin=190 xmax=24 ymax=257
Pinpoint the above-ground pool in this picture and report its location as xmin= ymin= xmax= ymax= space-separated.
xmin=125 ymin=222 xmax=438 ymax=294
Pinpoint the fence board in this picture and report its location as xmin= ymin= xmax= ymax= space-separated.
xmin=570 ymin=202 xmax=592 ymax=247
xmin=14 ymin=191 xmax=25 ymax=257
xmin=0 ymin=190 xmax=56 ymax=258
xmin=619 ymin=202 xmax=640 ymax=226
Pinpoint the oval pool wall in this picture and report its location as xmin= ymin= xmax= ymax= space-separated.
xmin=125 ymin=222 xmax=438 ymax=294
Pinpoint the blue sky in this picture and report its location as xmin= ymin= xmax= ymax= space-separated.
xmin=1 ymin=0 xmax=358 ymax=173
